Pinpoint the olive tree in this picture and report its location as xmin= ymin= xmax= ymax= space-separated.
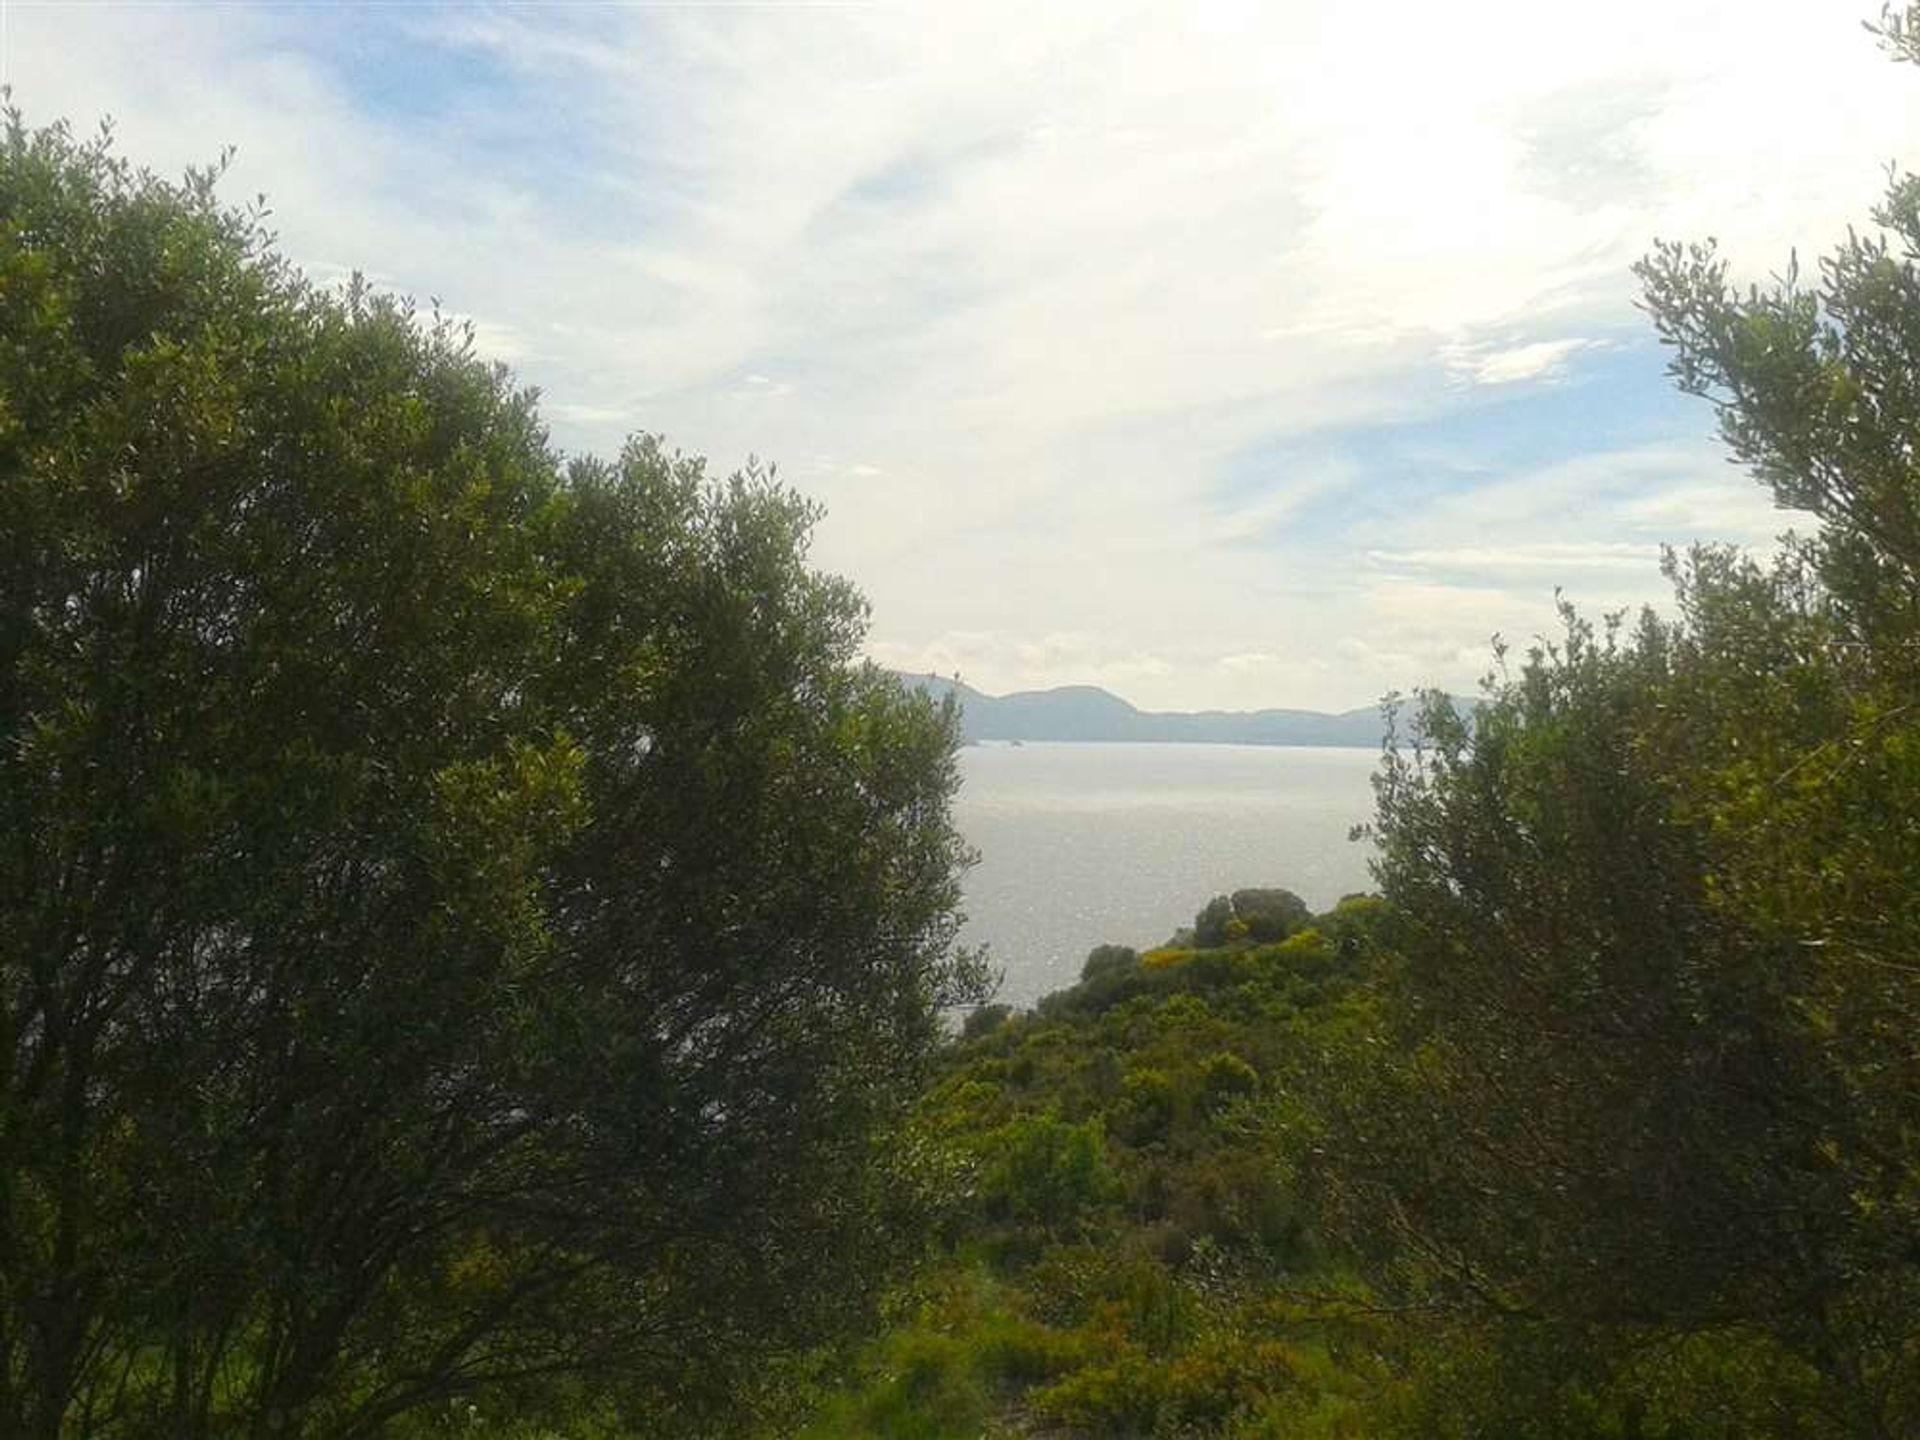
xmin=1296 ymin=36 xmax=1920 ymax=1434
xmin=0 ymin=114 xmax=985 ymax=1438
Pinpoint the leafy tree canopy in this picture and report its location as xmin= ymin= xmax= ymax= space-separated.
xmin=0 ymin=113 xmax=985 ymax=1438
xmin=1298 ymin=37 xmax=1920 ymax=1432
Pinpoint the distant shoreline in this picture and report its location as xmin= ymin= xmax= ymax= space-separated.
xmin=958 ymin=735 xmax=1384 ymax=750
xmin=894 ymin=671 xmax=1444 ymax=749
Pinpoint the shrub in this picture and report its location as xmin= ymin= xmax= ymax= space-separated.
xmin=1200 ymin=1052 xmax=1260 ymax=1115
xmin=980 ymin=1115 xmax=1120 ymax=1232
xmin=1082 ymin=944 xmax=1140 ymax=983
xmin=1194 ymin=895 xmax=1237 ymax=948
xmin=1231 ymin=888 xmax=1312 ymax=941
xmin=1117 ymin=1068 xmax=1178 ymax=1145
xmin=961 ymin=1003 xmax=1015 ymax=1040
xmin=1028 ymin=1349 xmax=1169 ymax=1434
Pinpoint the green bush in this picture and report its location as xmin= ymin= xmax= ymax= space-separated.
xmin=967 ymin=1315 xmax=1090 ymax=1392
xmin=1231 ymin=888 xmax=1312 ymax=942
xmin=1029 ymin=1349 xmax=1169 ymax=1435
xmin=961 ymin=1003 xmax=1014 ymax=1041
xmin=980 ymin=1114 xmax=1119 ymax=1232
xmin=1082 ymin=944 xmax=1140 ymax=983
xmin=1200 ymin=1052 xmax=1260 ymax=1113
xmin=1194 ymin=895 xmax=1237 ymax=948
xmin=1117 ymin=1068 xmax=1178 ymax=1145
xmin=797 ymin=1331 xmax=990 ymax=1440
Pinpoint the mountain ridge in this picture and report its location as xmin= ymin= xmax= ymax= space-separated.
xmin=893 ymin=672 xmax=1395 ymax=747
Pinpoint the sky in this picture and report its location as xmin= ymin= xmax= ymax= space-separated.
xmin=8 ymin=1 xmax=1917 ymax=711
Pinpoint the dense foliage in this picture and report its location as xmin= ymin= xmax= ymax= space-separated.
xmin=0 ymin=115 xmax=984 ymax=1438
xmin=789 ymin=894 xmax=1398 ymax=1439
xmin=1296 ymin=82 xmax=1920 ymax=1432
xmin=794 ymin=22 xmax=1920 ymax=1438
xmin=11 ymin=13 xmax=1920 ymax=1438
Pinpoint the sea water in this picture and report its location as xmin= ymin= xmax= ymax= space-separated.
xmin=952 ymin=742 xmax=1381 ymax=1007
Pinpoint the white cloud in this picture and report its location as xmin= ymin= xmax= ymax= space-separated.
xmin=1367 ymin=542 xmax=1656 ymax=576
xmin=8 ymin=0 xmax=1905 ymax=710
xmin=1443 ymin=338 xmax=1603 ymax=386
xmin=1217 ymin=652 xmax=1282 ymax=676
xmin=546 ymin=402 xmax=635 ymax=427
xmin=865 ymin=632 xmax=1175 ymax=700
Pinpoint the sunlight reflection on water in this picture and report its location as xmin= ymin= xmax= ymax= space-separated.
xmin=952 ymin=742 xmax=1381 ymax=1007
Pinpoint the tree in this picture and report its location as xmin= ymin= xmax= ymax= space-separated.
xmin=1297 ymin=46 xmax=1920 ymax=1436
xmin=0 ymin=114 xmax=985 ymax=1438
xmin=1079 ymin=944 xmax=1138 ymax=984
xmin=1307 ymin=598 xmax=1918 ymax=1431
xmin=1192 ymin=896 xmax=1236 ymax=949
xmin=1228 ymin=888 xmax=1310 ymax=942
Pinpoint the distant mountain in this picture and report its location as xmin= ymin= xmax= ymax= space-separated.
xmin=893 ymin=673 xmax=1402 ymax=748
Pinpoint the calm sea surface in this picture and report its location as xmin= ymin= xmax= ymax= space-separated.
xmin=951 ymin=742 xmax=1382 ymax=1008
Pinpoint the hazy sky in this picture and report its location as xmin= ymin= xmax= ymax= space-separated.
xmin=11 ymin=2 xmax=1916 ymax=710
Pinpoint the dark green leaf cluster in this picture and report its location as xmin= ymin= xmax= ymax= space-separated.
xmin=0 ymin=114 xmax=984 ymax=1438
xmin=789 ymin=897 xmax=1397 ymax=1439
xmin=1291 ymin=129 xmax=1920 ymax=1436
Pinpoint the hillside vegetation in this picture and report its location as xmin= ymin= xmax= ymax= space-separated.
xmin=796 ymin=866 xmax=1920 ymax=1437
xmin=7 ymin=11 xmax=1920 ymax=1436
xmin=800 ymin=48 xmax=1920 ymax=1418
xmin=792 ymin=891 xmax=1389 ymax=1439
